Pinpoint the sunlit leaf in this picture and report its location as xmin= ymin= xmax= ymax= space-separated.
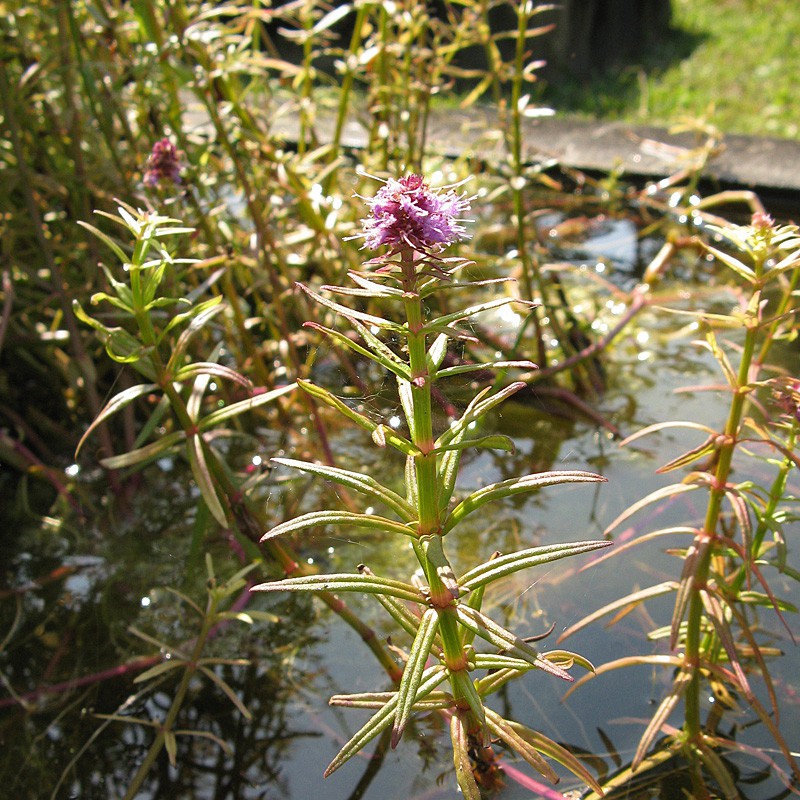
xmin=199 ymin=383 xmax=295 ymax=428
xmin=260 ymin=509 xmax=415 ymax=542
xmin=459 ymin=541 xmax=611 ymax=590
xmin=186 ymin=434 xmax=228 ymax=527
xmin=76 ymin=382 xmax=158 ymax=457
xmin=324 ymin=667 xmax=447 ymax=776
xmin=251 ymin=572 xmax=424 ymax=604
xmin=270 ymin=458 xmax=414 ymax=521
xmin=445 ymin=471 xmax=605 ymax=533
xmin=454 ymin=605 xmax=571 ymax=680
xmin=392 ymin=608 xmax=439 ymax=747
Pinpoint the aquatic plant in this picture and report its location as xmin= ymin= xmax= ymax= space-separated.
xmin=252 ymin=174 xmax=611 ymax=798
xmin=562 ymin=210 xmax=800 ymax=797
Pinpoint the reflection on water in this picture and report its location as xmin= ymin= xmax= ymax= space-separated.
xmin=2 ymin=228 xmax=798 ymax=800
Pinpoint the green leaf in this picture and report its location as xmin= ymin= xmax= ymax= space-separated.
xmin=304 ymin=321 xmax=410 ymax=381
xmin=99 ymin=430 xmax=185 ymax=470
xmin=445 ymin=471 xmax=606 ymax=533
xmin=436 ymin=359 xmax=537 ymax=379
xmin=270 ymin=457 xmax=414 ymax=520
xmin=261 ymin=509 xmax=415 ymax=542
xmin=163 ymin=297 xmax=225 ymax=361
xmin=450 ymin=713 xmax=481 ymax=800
xmin=173 ymin=362 xmax=253 ymax=389
xmin=484 ymin=707 xmax=558 ymax=784
xmin=435 ymin=382 xmax=526 ymax=451
xmin=250 ymin=572 xmax=424 ymax=604
xmin=392 ymin=608 xmax=440 ymax=746
xmin=89 ymin=292 xmax=134 ymax=314
xmin=76 ymin=382 xmax=158 ymax=457
xmin=324 ymin=666 xmax=447 ymax=777
xmin=449 ymin=669 xmax=487 ymax=745
xmin=199 ymin=383 xmax=295 ymax=429
xmin=199 ymin=665 xmax=253 ymax=720
xmin=298 ymin=283 xmax=404 ymax=333
xmin=459 ymin=541 xmax=612 ymax=590
xmin=702 ymin=242 xmax=757 ymax=283
xmin=421 ymin=297 xmax=533 ymax=335
xmin=298 ymin=380 xmax=418 ymax=456
xmin=505 ymin=718 xmax=605 ymax=795
xmin=454 ymin=605 xmax=572 ymax=681
xmin=433 ymin=434 xmax=515 ymax=454
xmin=77 ymin=220 xmax=129 ymax=263
xmin=186 ymin=434 xmax=228 ymax=527
xmin=133 ymin=659 xmax=186 ymax=683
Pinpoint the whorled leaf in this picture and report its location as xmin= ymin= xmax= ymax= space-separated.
xmin=445 ymin=471 xmax=606 ymax=534
xmin=392 ymin=607 xmax=440 ymax=747
xmin=459 ymin=541 xmax=612 ymax=591
xmin=261 ymin=509 xmax=415 ymax=543
xmin=251 ymin=572 xmax=424 ymax=604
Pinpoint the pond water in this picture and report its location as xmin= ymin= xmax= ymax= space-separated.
xmin=2 ymin=214 xmax=798 ymax=800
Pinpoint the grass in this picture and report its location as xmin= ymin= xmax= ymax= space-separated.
xmin=537 ymin=0 xmax=800 ymax=140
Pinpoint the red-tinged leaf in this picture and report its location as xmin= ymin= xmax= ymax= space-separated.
xmin=484 ymin=707 xmax=558 ymax=784
xmin=656 ymin=435 xmax=718 ymax=473
xmin=632 ymin=671 xmax=690 ymax=770
xmin=602 ymin=484 xmax=700 ymax=537
xmin=557 ymin=581 xmax=679 ymax=643
xmin=505 ymin=719 xmax=605 ymax=796
xmin=670 ymin=536 xmax=711 ymax=650
xmin=450 ymin=712 xmax=481 ymax=800
xmin=173 ymin=362 xmax=252 ymax=389
xmin=618 ymin=420 xmax=717 ymax=448
xmin=579 ymin=526 xmax=697 ymax=572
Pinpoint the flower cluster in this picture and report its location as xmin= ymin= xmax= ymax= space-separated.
xmin=358 ymin=174 xmax=472 ymax=252
xmin=143 ymin=138 xmax=182 ymax=188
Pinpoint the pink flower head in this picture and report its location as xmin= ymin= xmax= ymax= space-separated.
xmin=144 ymin=138 xmax=182 ymax=188
xmin=359 ymin=174 xmax=472 ymax=252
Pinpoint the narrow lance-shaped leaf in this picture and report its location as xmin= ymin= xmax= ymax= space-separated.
xmin=324 ymin=666 xmax=447 ymax=777
xmin=250 ymin=572 xmax=424 ymax=605
xmin=445 ymin=471 xmax=605 ymax=533
xmin=450 ymin=712 xmax=481 ymax=800
xmin=173 ymin=362 xmax=253 ymax=389
xmin=261 ymin=509 xmax=415 ymax=542
xmin=199 ymin=383 xmax=295 ymax=429
xmin=76 ymin=382 xmax=158 ymax=457
xmin=392 ymin=608 xmax=440 ymax=747
xmin=454 ymin=605 xmax=572 ymax=681
xmin=421 ymin=297 xmax=536 ymax=335
xmin=459 ymin=540 xmax=612 ymax=591
xmin=304 ymin=321 xmax=410 ymax=381
xmin=505 ymin=718 xmax=606 ymax=796
xmin=270 ymin=457 xmax=414 ymax=520
xmin=298 ymin=380 xmax=418 ymax=456
xmin=436 ymin=359 xmax=537 ymax=379
xmin=298 ymin=282 xmax=405 ymax=333
xmin=100 ymin=430 xmax=185 ymax=470
xmin=436 ymin=382 xmax=526 ymax=451
xmin=186 ymin=433 xmax=228 ymax=527
xmin=484 ymin=707 xmax=558 ymax=784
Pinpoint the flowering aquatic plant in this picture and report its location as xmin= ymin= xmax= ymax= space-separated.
xmin=253 ymin=175 xmax=610 ymax=798
xmin=355 ymin=173 xmax=473 ymax=251
xmin=143 ymin=138 xmax=182 ymax=188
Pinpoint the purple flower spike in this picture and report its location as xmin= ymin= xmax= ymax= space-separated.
xmin=144 ymin=138 xmax=182 ymax=188
xmin=359 ymin=174 xmax=472 ymax=252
